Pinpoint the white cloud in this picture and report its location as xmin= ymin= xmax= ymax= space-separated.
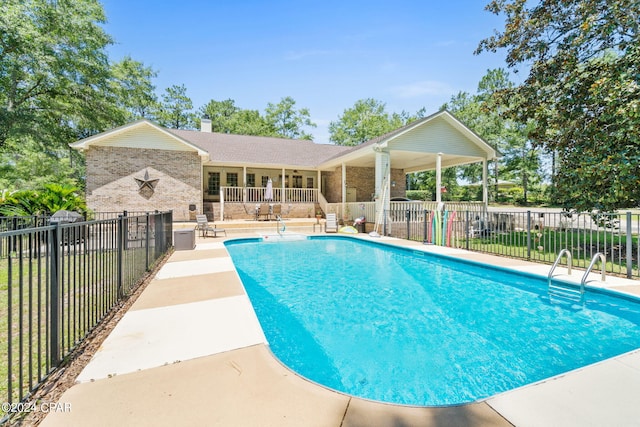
xmin=391 ymin=80 xmax=454 ymax=98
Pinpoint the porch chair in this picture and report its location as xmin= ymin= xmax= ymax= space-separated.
xmin=257 ymin=203 xmax=270 ymax=221
xmin=325 ymin=213 xmax=339 ymax=233
xmin=272 ymin=204 xmax=282 ymax=219
xmin=196 ymin=214 xmax=227 ymax=237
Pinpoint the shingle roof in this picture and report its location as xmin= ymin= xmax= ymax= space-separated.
xmin=167 ymin=129 xmax=352 ymax=167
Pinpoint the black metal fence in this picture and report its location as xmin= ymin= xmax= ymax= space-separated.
xmin=88 ymin=211 xmax=156 ymax=221
xmin=0 ymin=211 xmax=173 ymax=417
xmin=0 ymin=216 xmax=50 ymax=234
xmin=384 ymin=208 xmax=640 ymax=279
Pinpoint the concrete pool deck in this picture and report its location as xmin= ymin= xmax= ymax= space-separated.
xmin=40 ymin=229 xmax=640 ymax=427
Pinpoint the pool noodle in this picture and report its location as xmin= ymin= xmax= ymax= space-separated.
xmin=446 ymin=211 xmax=456 ymax=247
xmin=442 ymin=211 xmax=449 ymax=246
xmin=434 ymin=210 xmax=442 ymax=245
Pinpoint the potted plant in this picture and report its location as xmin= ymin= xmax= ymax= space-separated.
xmin=315 ymin=210 xmax=323 ymax=224
xmin=344 ymin=204 xmax=351 ymax=222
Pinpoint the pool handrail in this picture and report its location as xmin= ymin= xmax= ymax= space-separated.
xmin=549 ymin=249 xmax=572 ymax=279
xmin=582 ymin=252 xmax=606 ymax=286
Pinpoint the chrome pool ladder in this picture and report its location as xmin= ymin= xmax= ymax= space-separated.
xmin=581 ymin=252 xmax=606 ymax=286
xmin=275 ymin=215 xmax=286 ymax=235
xmin=549 ymin=249 xmax=573 ymax=278
xmin=548 ymin=249 xmax=583 ymax=303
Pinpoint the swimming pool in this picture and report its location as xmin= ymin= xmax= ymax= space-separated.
xmin=225 ymin=236 xmax=640 ymax=406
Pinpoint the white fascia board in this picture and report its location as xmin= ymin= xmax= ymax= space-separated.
xmin=68 ymin=120 xmax=145 ymax=149
xmin=206 ymin=160 xmax=316 ymax=170
xmin=69 ymin=120 xmax=208 ymax=156
xmin=316 ymin=144 xmax=376 ymax=169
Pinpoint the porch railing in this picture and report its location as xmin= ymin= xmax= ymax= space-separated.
xmin=221 ymin=186 xmax=319 ymax=203
xmin=324 ymin=201 xmax=486 ymax=224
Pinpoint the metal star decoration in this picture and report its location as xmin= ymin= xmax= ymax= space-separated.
xmin=134 ymin=170 xmax=159 ymax=192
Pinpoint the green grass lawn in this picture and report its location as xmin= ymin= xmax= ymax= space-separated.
xmin=465 ymin=227 xmax=638 ymax=276
xmin=0 ymin=241 xmax=157 ymax=417
xmin=0 ymin=247 xmax=123 ymax=415
xmin=0 ymin=255 xmax=50 ymax=413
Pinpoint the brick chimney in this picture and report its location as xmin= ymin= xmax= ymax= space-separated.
xmin=201 ymin=118 xmax=212 ymax=133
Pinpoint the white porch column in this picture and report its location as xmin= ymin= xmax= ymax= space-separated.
xmin=436 ymin=152 xmax=443 ymax=203
xmin=219 ymin=188 xmax=224 ymax=222
xmin=482 ymin=158 xmax=488 ymax=209
xmin=317 ymin=169 xmax=321 ymax=201
xmin=281 ymin=167 xmax=285 ymax=203
xmin=341 ymin=163 xmax=347 ymax=217
xmin=374 ymin=150 xmax=391 ymax=227
xmin=374 ymin=151 xmax=390 ymax=197
xmin=242 ymin=166 xmax=247 ymax=203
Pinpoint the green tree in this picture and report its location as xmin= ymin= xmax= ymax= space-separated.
xmin=411 ymin=169 xmax=460 ymax=201
xmin=0 ymin=0 xmax=116 ymax=148
xmin=110 ymin=56 xmax=158 ymax=121
xmin=441 ymin=91 xmax=486 ymax=186
xmin=475 ymin=68 xmax=544 ymax=205
xmin=477 ymin=0 xmax=640 ymax=211
xmin=265 ymin=96 xmax=316 ymax=140
xmin=199 ymin=99 xmax=240 ymax=133
xmin=227 ymin=109 xmax=273 ymax=136
xmin=329 ymin=98 xmax=422 ymax=146
xmin=443 ymin=69 xmax=544 ymax=204
xmin=0 ymin=145 xmax=82 ymax=191
xmin=156 ymin=84 xmax=195 ymax=129
xmin=198 ymin=99 xmax=273 ymax=136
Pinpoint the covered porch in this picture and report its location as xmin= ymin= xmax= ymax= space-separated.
xmin=217 ymin=186 xmax=321 ymax=221
xmin=202 ymin=165 xmax=325 ymax=220
xmin=209 ymin=111 xmax=497 ymax=225
xmin=317 ymin=110 xmax=498 ymax=228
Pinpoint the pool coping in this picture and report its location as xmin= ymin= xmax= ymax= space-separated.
xmin=39 ymin=231 xmax=640 ymax=427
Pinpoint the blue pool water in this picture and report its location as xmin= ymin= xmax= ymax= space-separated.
xmin=225 ymin=236 xmax=640 ymax=406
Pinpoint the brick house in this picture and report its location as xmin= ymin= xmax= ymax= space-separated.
xmin=70 ymin=110 xmax=496 ymax=221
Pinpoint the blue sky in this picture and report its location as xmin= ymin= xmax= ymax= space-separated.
xmin=101 ymin=0 xmax=510 ymax=143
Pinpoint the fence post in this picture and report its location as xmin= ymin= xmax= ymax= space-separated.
xmin=167 ymin=211 xmax=173 ymax=251
xmin=406 ymin=209 xmax=410 ymax=240
xmin=626 ymin=211 xmax=633 ymax=278
xmin=49 ymin=224 xmax=61 ymax=366
xmin=145 ymin=213 xmax=150 ymax=271
xmin=526 ymin=210 xmax=532 ymax=260
xmin=11 ymin=216 xmax=18 ymax=254
xmin=155 ymin=212 xmax=164 ymax=255
xmin=122 ymin=211 xmax=128 ymax=251
xmin=465 ymin=210 xmax=470 ymax=250
xmin=423 ymin=209 xmax=428 ymax=244
xmin=117 ymin=215 xmax=124 ymax=298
